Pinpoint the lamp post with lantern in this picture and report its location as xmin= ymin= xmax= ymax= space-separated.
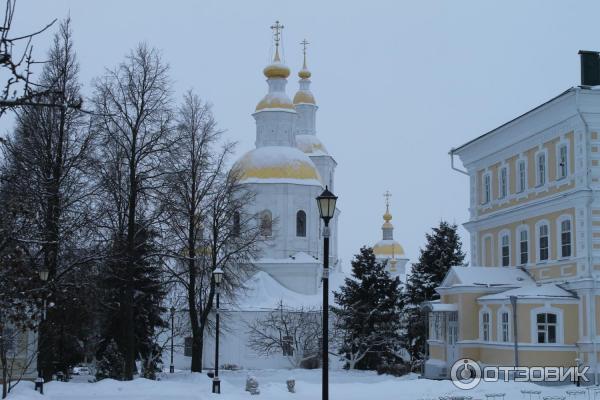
xmin=315 ymin=186 xmax=337 ymax=400
xmin=36 ymin=269 xmax=49 ymax=395
xmin=170 ymin=306 xmax=175 ymax=373
xmin=212 ymin=267 xmax=224 ymax=394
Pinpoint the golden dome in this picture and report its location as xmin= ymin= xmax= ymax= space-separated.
xmin=373 ymin=240 xmax=405 ymax=257
xmin=263 ymin=47 xmax=290 ymax=79
xmin=256 ymin=94 xmax=294 ymax=111
xmin=263 ymin=63 xmax=290 ymax=79
xmin=298 ymin=68 xmax=311 ymax=79
xmin=293 ymin=90 xmax=315 ymax=105
xmin=295 ymin=134 xmax=328 ymax=155
xmin=233 ymin=146 xmax=322 ymax=185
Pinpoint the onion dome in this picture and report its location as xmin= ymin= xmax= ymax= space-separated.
xmin=373 ymin=195 xmax=405 ymax=258
xmin=232 ymin=146 xmax=322 ymax=186
xmin=293 ymin=40 xmax=316 ymax=106
xmin=263 ymin=46 xmax=290 ymax=79
xmin=295 ymin=134 xmax=328 ymax=156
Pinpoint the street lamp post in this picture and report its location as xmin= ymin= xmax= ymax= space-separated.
xmin=316 ymin=186 xmax=337 ymax=400
xmin=212 ymin=267 xmax=224 ymax=394
xmin=170 ymin=306 xmax=175 ymax=374
xmin=36 ymin=269 xmax=49 ymax=395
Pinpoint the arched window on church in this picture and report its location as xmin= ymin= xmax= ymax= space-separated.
xmin=260 ymin=210 xmax=272 ymax=237
xmin=232 ymin=211 xmax=241 ymax=237
xmin=296 ymin=210 xmax=306 ymax=237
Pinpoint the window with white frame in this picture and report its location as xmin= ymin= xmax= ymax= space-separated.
xmin=537 ymin=152 xmax=546 ymax=186
xmin=500 ymin=233 xmax=510 ymax=267
xmin=518 ymin=160 xmax=527 ymax=193
xmin=558 ymin=144 xmax=568 ymax=179
xmin=482 ymin=311 xmax=490 ymax=341
xmin=519 ymin=228 xmax=528 ymax=265
xmin=538 ymin=223 xmax=549 ymax=261
xmin=500 ymin=311 xmax=510 ymax=342
xmin=560 ymin=218 xmax=572 ymax=258
xmin=499 ymin=166 xmax=508 ymax=198
xmin=536 ymin=313 xmax=557 ymax=343
xmin=482 ymin=173 xmax=491 ymax=204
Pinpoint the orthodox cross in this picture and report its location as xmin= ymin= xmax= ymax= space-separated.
xmin=270 ymin=20 xmax=284 ymax=48
xmin=384 ymin=190 xmax=392 ymax=209
xmin=300 ymin=39 xmax=309 ymax=55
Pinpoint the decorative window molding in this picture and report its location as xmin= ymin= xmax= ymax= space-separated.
xmin=481 ymin=233 xmax=494 ymax=267
xmin=482 ymin=172 xmax=491 ymax=204
xmin=557 ymin=214 xmax=572 ymax=259
xmin=479 ymin=307 xmax=491 ymax=342
xmin=556 ymin=141 xmax=569 ymax=180
xmin=517 ymin=158 xmax=527 ymax=193
xmin=497 ymin=306 xmax=511 ymax=343
xmin=536 ymin=220 xmax=550 ymax=262
xmin=499 ymin=165 xmax=508 ymax=199
xmin=536 ymin=150 xmax=548 ymax=187
xmin=498 ymin=229 xmax=511 ymax=267
xmin=531 ymin=306 xmax=563 ymax=344
xmin=517 ymin=225 xmax=529 ymax=266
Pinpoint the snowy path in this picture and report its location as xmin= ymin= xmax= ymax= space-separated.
xmin=6 ymin=369 xmax=588 ymax=400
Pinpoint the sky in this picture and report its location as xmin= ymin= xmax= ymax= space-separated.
xmin=8 ymin=0 xmax=600 ymax=269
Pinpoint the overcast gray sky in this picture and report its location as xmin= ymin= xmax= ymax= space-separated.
xmin=12 ymin=0 xmax=600 ymax=269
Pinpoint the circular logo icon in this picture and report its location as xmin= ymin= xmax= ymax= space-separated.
xmin=450 ymin=358 xmax=481 ymax=390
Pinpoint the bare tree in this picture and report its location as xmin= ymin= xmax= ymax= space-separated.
xmin=160 ymin=96 xmax=264 ymax=371
xmin=0 ymin=0 xmax=84 ymax=117
xmin=247 ymin=303 xmax=322 ymax=368
xmin=92 ymin=43 xmax=172 ymax=380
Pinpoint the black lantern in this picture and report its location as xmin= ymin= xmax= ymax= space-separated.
xmin=39 ymin=269 xmax=49 ymax=282
xmin=213 ymin=267 xmax=224 ymax=285
xmin=316 ymin=186 xmax=337 ymax=226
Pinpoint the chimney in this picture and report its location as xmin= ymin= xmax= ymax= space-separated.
xmin=579 ymin=50 xmax=600 ymax=86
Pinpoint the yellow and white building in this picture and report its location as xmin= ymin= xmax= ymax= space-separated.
xmin=373 ymin=194 xmax=408 ymax=278
xmin=425 ymin=55 xmax=600 ymax=383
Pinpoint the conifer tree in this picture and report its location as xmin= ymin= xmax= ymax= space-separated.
xmin=403 ymin=221 xmax=466 ymax=369
xmin=332 ymin=247 xmax=404 ymax=370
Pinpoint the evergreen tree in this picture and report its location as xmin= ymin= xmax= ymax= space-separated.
xmin=332 ymin=247 xmax=404 ymax=371
xmin=403 ymin=221 xmax=466 ymax=370
xmin=96 ymin=225 xmax=167 ymax=380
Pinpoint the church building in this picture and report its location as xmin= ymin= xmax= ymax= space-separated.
xmin=169 ymin=23 xmax=342 ymax=371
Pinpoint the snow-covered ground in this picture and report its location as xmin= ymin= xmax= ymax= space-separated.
xmin=5 ymin=369 xmax=591 ymax=400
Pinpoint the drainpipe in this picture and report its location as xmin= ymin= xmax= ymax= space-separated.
xmin=576 ymin=87 xmax=598 ymax=384
xmin=510 ymin=295 xmax=519 ymax=371
xmin=449 ymin=148 xmax=469 ymax=176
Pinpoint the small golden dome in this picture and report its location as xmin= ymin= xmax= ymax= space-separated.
xmin=293 ymin=90 xmax=315 ymax=105
xmin=263 ymin=46 xmax=290 ymax=79
xmin=298 ymin=68 xmax=311 ymax=79
xmin=263 ymin=63 xmax=290 ymax=79
xmin=373 ymin=240 xmax=405 ymax=257
xmin=383 ymin=211 xmax=392 ymax=222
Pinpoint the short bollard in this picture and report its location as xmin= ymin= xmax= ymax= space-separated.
xmin=286 ymin=378 xmax=295 ymax=393
xmin=245 ymin=375 xmax=260 ymax=395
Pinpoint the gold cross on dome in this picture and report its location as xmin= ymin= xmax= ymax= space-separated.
xmin=270 ymin=20 xmax=284 ymax=48
xmin=384 ymin=190 xmax=392 ymax=208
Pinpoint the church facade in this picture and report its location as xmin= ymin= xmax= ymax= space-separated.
xmin=168 ymin=24 xmax=341 ymax=371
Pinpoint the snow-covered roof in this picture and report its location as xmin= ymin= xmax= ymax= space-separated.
xmin=478 ymin=283 xmax=577 ymax=302
xmin=439 ymin=266 xmax=533 ymax=289
xmin=257 ymin=252 xmax=321 ymax=264
xmin=431 ymin=303 xmax=458 ymax=312
xmin=230 ymin=269 xmax=346 ymax=312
